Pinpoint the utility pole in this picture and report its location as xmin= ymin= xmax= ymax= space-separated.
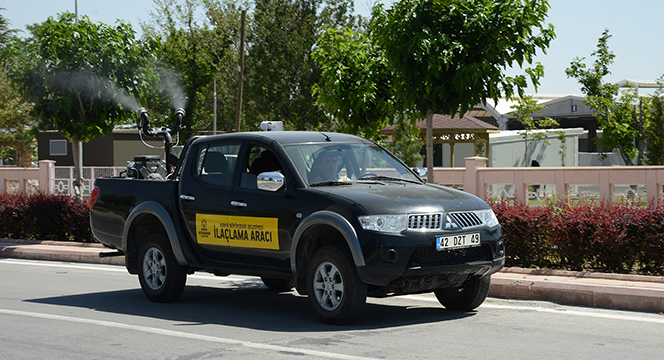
xmin=73 ymin=0 xmax=84 ymax=201
xmin=234 ymin=10 xmax=246 ymax=133
xmin=213 ymin=80 xmax=217 ymax=134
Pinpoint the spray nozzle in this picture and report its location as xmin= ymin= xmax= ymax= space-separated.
xmin=136 ymin=107 xmax=148 ymax=119
xmin=134 ymin=107 xmax=184 ymax=176
xmin=136 ymin=107 xmax=154 ymax=137
xmin=171 ymin=108 xmax=185 ymax=136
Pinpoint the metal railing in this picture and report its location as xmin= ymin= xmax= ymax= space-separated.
xmin=52 ymin=166 xmax=125 ymax=197
xmin=0 ymin=161 xmax=124 ymax=197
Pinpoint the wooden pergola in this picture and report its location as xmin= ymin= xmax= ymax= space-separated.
xmin=383 ymin=113 xmax=500 ymax=167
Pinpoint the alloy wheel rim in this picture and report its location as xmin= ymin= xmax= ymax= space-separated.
xmin=313 ymin=261 xmax=344 ymax=311
xmin=143 ymin=247 xmax=166 ymax=290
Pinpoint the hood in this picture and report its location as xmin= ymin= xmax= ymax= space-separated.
xmin=309 ymin=181 xmax=489 ymax=215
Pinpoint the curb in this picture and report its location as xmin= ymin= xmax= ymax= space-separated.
xmin=500 ymin=267 xmax=664 ymax=284
xmin=489 ymin=272 xmax=664 ymax=313
xmin=0 ymin=238 xmax=124 ymax=266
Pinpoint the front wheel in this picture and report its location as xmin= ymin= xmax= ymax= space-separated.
xmin=137 ymin=233 xmax=187 ymax=303
xmin=306 ymin=246 xmax=367 ymax=325
xmin=434 ymin=275 xmax=491 ymax=311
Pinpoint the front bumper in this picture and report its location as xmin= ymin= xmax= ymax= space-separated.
xmin=358 ymin=256 xmax=504 ymax=292
xmin=356 ymin=228 xmax=505 ymax=293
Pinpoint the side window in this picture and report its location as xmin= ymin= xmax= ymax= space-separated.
xmin=195 ymin=143 xmax=242 ymax=186
xmin=241 ymin=145 xmax=285 ymax=192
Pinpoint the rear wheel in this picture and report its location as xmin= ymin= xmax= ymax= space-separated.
xmin=306 ymin=246 xmax=366 ymax=325
xmin=434 ymin=275 xmax=491 ymax=311
xmin=261 ymin=277 xmax=294 ymax=292
xmin=137 ymin=233 xmax=187 ymax=303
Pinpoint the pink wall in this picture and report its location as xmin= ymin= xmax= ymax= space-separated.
xmin=434 ymin=157 xmax=664 ymax=206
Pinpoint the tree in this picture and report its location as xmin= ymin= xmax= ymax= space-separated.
xmin=313 ymin=26 xmax=395 ymax=140
xmin=244 ymin=0 xmax=360 ymax=131
xmin=3 ymin=12 xmax=152 ymax=199
xmin=387 ymin=112 xmax=424 ymax=167
xmin=644 ymin=78 xmax=664 ymax=165
xmin=0 ymin=9 xmax=34 ymax=167
xmin=510 ymin=95 xmax=560 ymax=167
xmin=372 ymin=0 xmax=555 ymax=182
xmin=0 ymin=8 xmax=18 ymax=49
xmin=566 ymin=29 xmax=644 ymax=166
xmin=142 ymin=0 xmax=244 ymax=134
xmin=0 ymin=69 xmax=36 ymax=166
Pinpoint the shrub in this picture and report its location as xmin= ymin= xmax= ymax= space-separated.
xmin=636 ymin=205 xmax=664 ymax=274
xmin=489 ymin=199 xmax=554 ymax=268
xmin=0 ymin=193 xmax=95 ymax=242
xmin=490 ymin=200 xmax=664 ymax=276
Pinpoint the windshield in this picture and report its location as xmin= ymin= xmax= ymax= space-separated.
xmin=283 ymin=142 xmax=422 ymax=186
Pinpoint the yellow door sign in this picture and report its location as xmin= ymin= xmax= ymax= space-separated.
xmin=196 ymin=214 xmax=279 ymax=250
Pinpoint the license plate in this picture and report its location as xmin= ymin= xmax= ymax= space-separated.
xmin=436 ymin=233 xmax=480 ymax=251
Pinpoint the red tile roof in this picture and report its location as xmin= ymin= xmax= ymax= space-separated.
xmin=383 ymin=113 xmax=499 ymax=131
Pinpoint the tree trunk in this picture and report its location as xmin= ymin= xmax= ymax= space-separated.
xmin=635 ymin=103 xmax=646 ymax=165
xmin=71 ymin=135 xmax=83 ymax=202
xmin=426 ymin=108 xmax=434 ymax=183
xmin=617 ymin=145 xmax=634 ymax=166
xmin=524 ymin=135 xmax=530 ymax=167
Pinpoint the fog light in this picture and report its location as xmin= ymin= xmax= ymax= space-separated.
xmin=496 ymin=240 xmax=505 ymax=258
xmin=379 ymin=248 xmax=400 ymax=263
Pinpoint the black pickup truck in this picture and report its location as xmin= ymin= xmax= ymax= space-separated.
xmin=90 ymin=130 xmax=505 ymax=324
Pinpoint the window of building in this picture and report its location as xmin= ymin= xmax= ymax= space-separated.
xmin=50 ymin=139 xmax=68 ymax=156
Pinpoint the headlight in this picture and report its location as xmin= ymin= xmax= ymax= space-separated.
xmin=358 ymin=215 xmax=407 ymax=233
xmin=475 ymin=209 xmax=499 ymax=227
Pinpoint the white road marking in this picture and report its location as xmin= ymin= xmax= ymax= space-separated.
xmin=0 ymin=258 xmax=253 ymax=281
xmin=0 ymin=258 xmax=128 ymax=272
xmin=409 ymin=295 xmax=664 ymax=325
xmin=0 ymin=308 xmax=378 ymax=360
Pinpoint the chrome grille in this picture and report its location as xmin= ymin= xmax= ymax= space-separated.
xmin=408 ymin=214 xmax=441 ymax=230
xmin=449 ymin=212 xmax=482 ymax=228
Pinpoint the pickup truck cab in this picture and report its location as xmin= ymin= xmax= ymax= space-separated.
xmin=90 ymin=131 xmax=504 ymax=324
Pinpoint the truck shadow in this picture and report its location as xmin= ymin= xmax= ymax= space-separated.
xmin=26 ymin=281 xmax=477 ymax=331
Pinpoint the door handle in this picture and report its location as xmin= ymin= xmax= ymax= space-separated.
xmin=180 ymin=194 xmax=195 ymax=201
xmin=231 ymin=200 xmax=247 ymax=208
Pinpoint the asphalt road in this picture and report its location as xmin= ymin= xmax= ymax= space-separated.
xmin=2 ymin=258 xmax=664 ymax=360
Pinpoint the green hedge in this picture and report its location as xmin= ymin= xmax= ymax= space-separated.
xmin=0 ymin=193 xmax=95 ymax=242
xmin=3 ymin=193 xmax=663 ymax=275
xmin=490 ymin=200 xmax=664 ymax=275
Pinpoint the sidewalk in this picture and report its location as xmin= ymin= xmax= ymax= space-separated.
xmin=2 ymin=238 xmax=664 ymax=313
xmin=0 ymin=238 xmax=124 ymax=266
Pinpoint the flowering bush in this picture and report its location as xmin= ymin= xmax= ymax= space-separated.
xmin=490 ymin=199 xmax=664 ymax=276
xmin=0 ymin=193 xmax=94 ymax=242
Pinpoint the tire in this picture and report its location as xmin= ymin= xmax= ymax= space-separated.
xmin=434 ymin=275 xmax=491 ymax=311
xmin=137 ymin=233 xmax=187 ymax=303
xmin=306 ymin=245 xmax=367 ymax=325
xmin=261 ymin=277 xmax=294 ymax=292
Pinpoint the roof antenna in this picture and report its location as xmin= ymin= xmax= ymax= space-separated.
xmin=321 ymin=132 xmax=331 ymax=142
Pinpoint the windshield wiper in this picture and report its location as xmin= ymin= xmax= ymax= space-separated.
xmin=310 ymin=180 xmax=353 ymax=187
xmin=357 ymin=175 xmax=422 ymax=184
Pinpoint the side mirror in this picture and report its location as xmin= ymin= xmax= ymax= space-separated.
xmin=257 ymin=171 xmax=284 ymax=192
xmin=413 ymin=167 xmax=427 ymax=181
